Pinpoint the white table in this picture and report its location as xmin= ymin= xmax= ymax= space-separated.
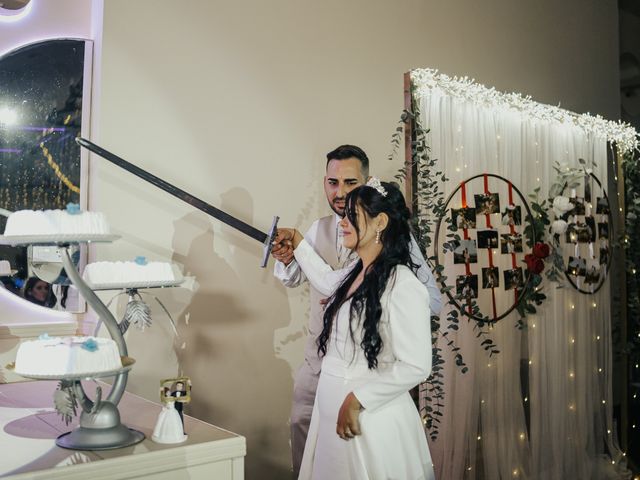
xmin=0 ymin=381 xmax=245 ymax=479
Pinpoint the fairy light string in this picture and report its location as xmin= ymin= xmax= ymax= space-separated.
xmin=40 ymin=141 xmax=80 ymax=194
xmin=411 ymin=69 xmax=639 ymax=154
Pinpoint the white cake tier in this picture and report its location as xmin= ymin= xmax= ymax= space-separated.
xmin=83 ymin=261 xmax=179 ymax=286
xmin=3 ymin=210 xmax=110 ymax=237
xmin=14 ymin=336 xmax=122 ymax=377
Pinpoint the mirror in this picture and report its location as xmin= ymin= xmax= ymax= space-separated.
xmin=0 ymin=39 xmax=91 ymax=312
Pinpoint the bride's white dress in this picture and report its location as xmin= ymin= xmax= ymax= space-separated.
xmin=294 ymin=240 xmax=435 ymax=480
xmin=152 ymin=401 xmax=187 ymax=444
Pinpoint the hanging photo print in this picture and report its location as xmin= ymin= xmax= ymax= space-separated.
xmin=482 ymin=267 xmax=500 ymax=289
xmin=501 ymin=204 xmax=521 ymax=226
xmin=451 ymin=207 xmax=477 ymax=230
xmin=596 ymin=197 xmax=610 ymax=215
xmin=598 ymin=222 xmax=609 ymax=239
xmin=453 ymin=239 xmax=478 ymax=264
xmin=584 ymin=217 xmax=596 ymax=243
xmin=503 ymin=268 xmax=524 ymax=291
xmin=566 ymin=256 xmax=587 ymax=277
xmin=474 ymin=193 xmax=500 ymax=215
xmin=565 ymin=223 xmax=578 ymax=243
xmin=500 ymin=233 xmax=523 ymax=254
xmin=456 ymin=274 xmax=478 ymax=300
xmin=584 ymin=261 xmax=601 ymax=285
xmin=599 ymin=239 xmax=610 ymax=265
xmin=477 ymin=229 xmax=499 ymax=249
xmin=569 ymin=197 xmax=585 ymax=216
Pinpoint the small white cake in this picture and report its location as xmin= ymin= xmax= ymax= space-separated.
xmin=14 ymin=336 xmax=122 ymax=377
xmin=3 ymin=209 xmax=110 ymax=237
xmin=83 ymin=261 xmax=179 ymax=286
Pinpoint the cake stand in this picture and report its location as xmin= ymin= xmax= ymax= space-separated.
xmin=0 ymin=234 xmax=145 ymax=450
xmin=90 ymin=278 xmax=184 ymax=337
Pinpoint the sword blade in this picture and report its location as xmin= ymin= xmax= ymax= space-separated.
xmin=76 ymin=137 xmax=268 ymax=243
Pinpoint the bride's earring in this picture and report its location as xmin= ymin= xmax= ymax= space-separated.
xmin=375 ymin=229 xmax=381 ymax=244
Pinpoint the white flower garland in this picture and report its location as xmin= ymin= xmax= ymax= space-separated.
xmin=411 ymin=68 xmax=639 ymax=154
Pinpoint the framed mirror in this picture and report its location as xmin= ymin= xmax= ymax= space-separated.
xmin=0 ymin=39 xmax=92 ymax=312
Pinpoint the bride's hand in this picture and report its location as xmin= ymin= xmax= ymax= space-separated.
xmin=336 ymin=392 xmax=362 ymax=440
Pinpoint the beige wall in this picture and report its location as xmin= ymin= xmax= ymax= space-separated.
xmin=94 ymin=1 xmax=619 ymax=477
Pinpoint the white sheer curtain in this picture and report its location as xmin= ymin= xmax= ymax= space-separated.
xmin=415 ymin=84 xmax=630 ymax=480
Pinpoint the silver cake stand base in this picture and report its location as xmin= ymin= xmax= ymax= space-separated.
xmin=55 ymin=400 xmax=144 ymax=450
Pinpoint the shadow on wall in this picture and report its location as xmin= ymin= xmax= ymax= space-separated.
xmin=169 ymin=188 xmax=293 ymax=479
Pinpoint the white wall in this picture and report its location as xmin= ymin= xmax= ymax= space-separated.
xmin=90 ymin=1 xmax=619 ymax=478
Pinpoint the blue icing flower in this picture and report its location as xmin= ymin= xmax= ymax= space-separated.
xmin=134 ymin=256 xmax=148 ymax=265
xmin=66 ymin=203 xmax=81 ymax=215
xmin=81 ymin=338 xmax=99 ymax=352
xmin=38 ymin=333 xmax=51 ymax=340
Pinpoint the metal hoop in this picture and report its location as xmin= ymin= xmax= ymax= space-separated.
xmin=433 ymin=174 xmax=536 ymax=322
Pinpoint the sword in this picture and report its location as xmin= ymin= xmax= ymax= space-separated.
xmin=76 ymin=137 xmax=279 ymax=268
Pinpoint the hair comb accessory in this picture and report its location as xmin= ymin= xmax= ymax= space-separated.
xmin=366 ymin=177 xmax=387 ymax=197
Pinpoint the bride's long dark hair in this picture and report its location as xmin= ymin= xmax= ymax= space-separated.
xmin=317 ymin=181 xmax=416 ymax=369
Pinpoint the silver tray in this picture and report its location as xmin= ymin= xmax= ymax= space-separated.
xmin=0 ymin=234 xmax=120 ymax=246
xmin=8 ymin=356 xmax=135 ymax=380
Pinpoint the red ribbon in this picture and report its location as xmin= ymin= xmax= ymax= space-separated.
xmin=481 ymin=174 xmax=496 ymax=319
xmin=461 ymin=181 xmax=472 ymax=313
xmin=484 ymin=174 xmax=493 ymax=229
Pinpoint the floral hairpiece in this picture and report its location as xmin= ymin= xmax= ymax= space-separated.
xmin=365 ymin=177 xmax=387 ymax=197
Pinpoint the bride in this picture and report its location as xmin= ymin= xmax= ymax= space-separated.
xmin=275 ymin=179 xmax=435 ymax=479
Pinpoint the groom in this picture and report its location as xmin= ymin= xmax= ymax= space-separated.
xmin=272 ymin=144 xmax=441 ymax=476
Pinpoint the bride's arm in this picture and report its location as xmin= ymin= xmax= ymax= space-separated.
xmin=273 ymin=228 xmax=351 ymax=297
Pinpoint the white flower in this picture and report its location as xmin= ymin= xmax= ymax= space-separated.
xmin=552 ymin=196 xmax=573 ymax=217
xmin=552 ymin=219 xmax=568 ymax=235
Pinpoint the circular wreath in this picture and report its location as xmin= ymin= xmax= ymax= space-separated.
xmin=558 ymin=172 xmax=613 ymax=295
xmin=433 ymin=173 xmax=536 ymax=322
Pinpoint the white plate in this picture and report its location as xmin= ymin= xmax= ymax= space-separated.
xmin=87 ymin=278 xmax=185 ymax=291
xmin=0 ymin=234 xmax=120 ymax=246
xmin=11 ymin=356 xmax=135 ymax=380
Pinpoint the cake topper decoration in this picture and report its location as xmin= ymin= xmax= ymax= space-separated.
xmin=81 ymin=338 xmax=99 ymax=352
xmin=134 ymin=256 xmax=148 ymax=266
xmin=38 ymin=333 xmax=51 ymax=340
xmin=66 ymin=203 xmax=81 ymax=215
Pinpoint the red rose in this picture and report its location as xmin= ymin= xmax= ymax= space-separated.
xmin=533 ymin=242 xmax=550 ymax=259
xmin=524 ymin=253 xmax=545 ymax=274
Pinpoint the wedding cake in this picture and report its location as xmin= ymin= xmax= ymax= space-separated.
xmin=3 ymin=208 xmax=110 ymax=237
xmin=83 ymin=260 xmax=179 ymax=287
xmin=14 ymin=335 xmax=122 ymax=377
